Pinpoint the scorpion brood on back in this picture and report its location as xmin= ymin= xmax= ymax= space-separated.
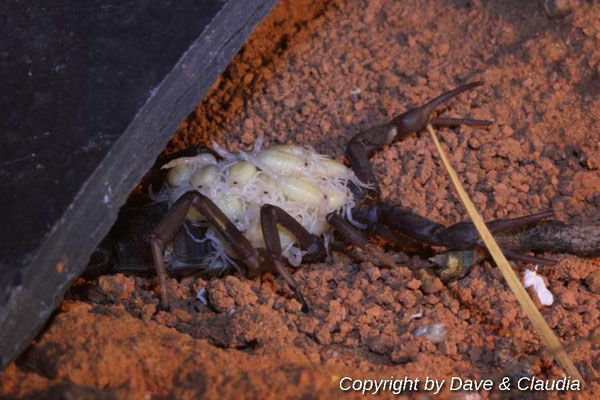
xmin=161 ymin=137 xmax=366 ymax=268
xmin=155 ymin=138 xmax=370 ymax=311
xmin=148 ymin=81 xmax=563 ymax=312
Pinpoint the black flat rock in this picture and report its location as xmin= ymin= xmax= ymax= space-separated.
xmin=0 ymin=0 xmax=278 ymax=370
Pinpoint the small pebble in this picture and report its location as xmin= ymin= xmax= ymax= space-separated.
xmin=413 ymin=323 xmax=447 ymax=343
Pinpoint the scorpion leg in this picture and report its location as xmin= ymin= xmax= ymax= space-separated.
xmin=366 ymin=221 xmax=431 ymax=253
xmin=326 ymin=212 xmax=396 ymax=268
xmin=260 ymin=204 xmax=327 ymax=313
xmin=346 ymin=81 xmax=491 ymax=196
xmin=151 ymin=191 xmax=259 ymax=309
xmin=364 ymin=204 xmax=556 ymax=264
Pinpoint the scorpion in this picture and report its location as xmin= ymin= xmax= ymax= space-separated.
xmin=134 ymin=81 xmax=569 ymax=312
xmin=86 ymin=81 xmax=600 ymax=313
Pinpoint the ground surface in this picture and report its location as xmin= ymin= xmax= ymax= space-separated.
xmin=2 ymin=0 xmax=600 ymax=398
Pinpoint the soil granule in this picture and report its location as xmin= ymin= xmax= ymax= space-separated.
xmin=2 ymin=0 xmax=600 ymax=398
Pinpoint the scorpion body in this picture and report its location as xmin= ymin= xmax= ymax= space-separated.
xmin=85 ymin=81 xmax=600 ymax=312
xmin=144 ymin=81 xmax=562 ymax=312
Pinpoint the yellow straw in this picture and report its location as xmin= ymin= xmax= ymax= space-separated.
xmin=427 ymin=124 xmax=583 ymax=383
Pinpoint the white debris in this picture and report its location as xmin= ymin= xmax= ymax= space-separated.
xmin=196 ymin=287 xmax=208 ymax=305
xmin=523 ymin=269 xmax=554 ymax=306
xmin=413 ymin=323 xmax=447 ymax=343
xmin=409 ymin=309 xmax=424 ymax=320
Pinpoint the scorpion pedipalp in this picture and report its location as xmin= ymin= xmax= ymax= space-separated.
xmin=346 ymin=81 xmax=493 ymax=196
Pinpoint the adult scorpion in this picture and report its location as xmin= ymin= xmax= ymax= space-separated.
xmin=136 ymin=81 xmax=567 ymax=312
xmin=86 ymin=81 xmax=600 ymax=313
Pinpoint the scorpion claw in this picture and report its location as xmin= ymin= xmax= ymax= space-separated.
xmin=421 ymin=81 xmax=484 ymax=112
xmin=486 ymin=210 xmax=554 ymax=234
xmin=429 ymin=117 xmax=493 ymax=127
xmin=391 ymin=81 xmax=488 ymax=135
xmin=347 ymin=81 xmax=490 ymax=193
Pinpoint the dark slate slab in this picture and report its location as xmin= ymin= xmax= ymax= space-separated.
xmin=0 ymin=0 xmax=278 ymax=370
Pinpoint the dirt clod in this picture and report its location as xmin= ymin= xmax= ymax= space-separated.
xmin=586 ymin=270 xmax=600 ymax=294
xmin=98 ymin=274 xmax=135 ymax=301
